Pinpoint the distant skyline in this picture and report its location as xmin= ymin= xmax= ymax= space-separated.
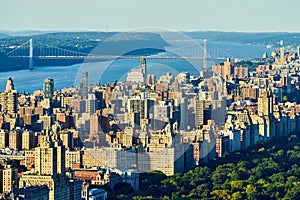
xmin=1 ymin=0 xmax=300 ymax=32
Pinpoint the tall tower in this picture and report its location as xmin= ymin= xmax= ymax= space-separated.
xmin=280 ymin=47 xmax=285 ymax=65
xmin=140 ymin=57 xmax=147 ymax=83
xmin=140 ymin=57 xmax=146 ymax=74
xmin=79 ymin=72 xmax=89 ymax=99
xmin=29 ymin=38 xmax=33 ymax=70
xmin=258 ymin=89 xmax=273 ymax=117
xmin=5 ymin=77 xmax=14 ymax=92
xmin=203 ymin=39 xmax=207 ymax=70
xmin=86 ymin=93 xmax=96 ymax=114
xmin=20 ymin=125 xmax=70 ymax=200
xmin=44 ymin=78 xmax=54 ymax=99
xmin=128 ymin=96 xmax=153 ymax=128
xmin=85 ymin=71 xmax=88 ymax=92
xmin=195 ymin=99 xmax=207 ymax=127
xmin=0 ymin=78 xmax=18 ymax=114
xmin=35 ymin=124 xmax=66 ymax=176
xmin=35 ymin=132 xmax=58 ymax=175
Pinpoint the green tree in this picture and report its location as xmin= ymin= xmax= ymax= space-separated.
xmin=114 ymin=182 xmax=134 ymax=195
xmin=232 ymin=191 xmax=244 ymax=200
xmin=211 ymin=189 xmax=231 ymax=200
xmin=245 ymin=184 xmax=257 ymax=200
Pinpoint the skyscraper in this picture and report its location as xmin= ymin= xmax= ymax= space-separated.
xmin=85 ymin=93 xmax=96 ymax=114
xmin=258 ymin=89 xmax=273 ymax=117
xmin=1 ymin=167 xmax=18 ymax=194
xmin=280 ymin=47 xmax=285 ymax=65
xmin=44 ymin=78 xmax=54 ymax=99
xmin=34 ymin=129 xmax=66 ymax=175
xmin=0 ymin=129 xmax=9 ymax=149
xmin=195 ymin=99 xmax=212 ymax=128
xmin=140 ymin=57 xmax=147 ymax=78
xmin=79 ymin=72 xmax=88 ymax=99
xmin=127 ymin=57 xmax=147 ymax=83
xmin=5 ymin=77 xmax=14 ymax=92
xmin=19 ymin=125 xmax=73 ymax=200
xmin=128 ymin=94 xmax=154 ymax=128
xmin=0 ymin=78 xmax=18 ymax=114
xmin=211 ymin=59 xmax=234 ymax=80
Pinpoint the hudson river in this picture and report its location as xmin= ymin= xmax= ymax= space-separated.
xmin=0 ymin=41 xmax=272 ymax=93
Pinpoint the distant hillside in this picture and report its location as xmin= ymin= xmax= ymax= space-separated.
xmin=0 ymin=30 xmax=61 ymax=37
xmin=0 ymin=33 xmax=10 ymax=38
xmin=0 ymin=31 xmax=169 ymax=54
xmin=184 ymin=31 xmax=300 ymax=47
xmin=0 ymin=31 xmax=169 ymax=72
xmin=1 ymin=30 xmax=300 ymax=72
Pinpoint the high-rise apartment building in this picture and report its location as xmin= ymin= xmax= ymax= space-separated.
xmin=9 ymin=130 xmax=21 ymax=150
xmin=0 ymin=78 xmax=18 ymax=114
xmin=140 ymin=57 xmax=147 ymax=78
xmin=280 ymin=47 xmax=285 ymax=65
xmin=234 ymin=65 xmax=249 ymax=78
xmin=1 ymin=167 xmax=18 ymax=194
xmin=195 ymin=99 xmax=212 ymax=128
xmin=258 ymin=89 xmax=273 ymax=117
xmin=85 ymin=93 xmax=96 ymax=114
xmin=128 ymin=95 xmax=155 ymax=128
xmin=212 ymin=59 xmax=234 ymax=80
xmin=0 ymin=129 xmax=9 ymax=149
xmin=90 ymin=113 xmax=100 ymax=135
xmin=241 ymin=87 xmax=259 ymax=101
xmin=127 ymin=57 xmax=147 ymax=83
xmin=19 ymin=126 xmax=75 ymax=200
xmin=79 ymin=72 xmax=89 ymax=99
xmin=44 ymin=78 xmax=54 ymax=99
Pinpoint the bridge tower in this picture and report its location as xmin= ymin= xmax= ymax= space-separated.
xmin=203 ymin=39 xmax=207 ymax=70
xmin=29 ymin=38 xmax=33 ymax=70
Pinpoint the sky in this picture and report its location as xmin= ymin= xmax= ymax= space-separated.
xmin=1 ymin=0 xmax=299 ymax=32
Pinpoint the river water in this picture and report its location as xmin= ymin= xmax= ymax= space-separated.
xmin=0 ymin=41 xmax=273 ymax=93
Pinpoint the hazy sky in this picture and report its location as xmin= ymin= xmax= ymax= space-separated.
xmin=1 ymin=0 xmax=299 ymax=32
